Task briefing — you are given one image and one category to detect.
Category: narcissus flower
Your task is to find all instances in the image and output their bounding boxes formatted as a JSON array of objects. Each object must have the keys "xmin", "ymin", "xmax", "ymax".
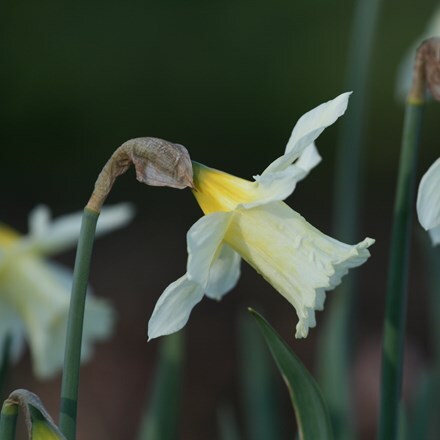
[
  {"xmin": 0, "ymin": 203, "xmax": 134, "ymax": 378},
  {"xmin": 148, "ymin": 93, "xmax": 374, "ymax": 339},
  {"xmin": 417, "ymin": 157, "xmax": 440, "ymax": 245}
]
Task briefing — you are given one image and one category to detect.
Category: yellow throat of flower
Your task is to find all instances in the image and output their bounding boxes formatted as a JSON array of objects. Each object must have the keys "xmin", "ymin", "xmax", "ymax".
[
  {"xmin": 192, "ymin": 162, "xmax": 258, "ymax": 214},
  {"xmin": 0, "ymin": 224, "xmax": 20, "ymax": 248}
]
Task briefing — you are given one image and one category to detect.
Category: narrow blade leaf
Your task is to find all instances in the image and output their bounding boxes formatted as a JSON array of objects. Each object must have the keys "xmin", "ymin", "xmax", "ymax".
[{"xmin": 249, "ymin": 309, "xmax": 333, "ymax": 440}]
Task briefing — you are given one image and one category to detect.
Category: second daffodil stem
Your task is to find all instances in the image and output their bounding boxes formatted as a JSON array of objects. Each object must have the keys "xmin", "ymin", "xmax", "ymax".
[
  {"xmin": 59, "ymin": 208, "xmax": 99, "ymax": 440},
  {"xmin": 378, "ymin": 38, "xmax": 440, "ymax": 440}
]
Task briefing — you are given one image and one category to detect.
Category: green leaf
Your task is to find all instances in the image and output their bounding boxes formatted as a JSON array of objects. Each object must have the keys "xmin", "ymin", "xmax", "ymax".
[
  {"xmin": 238, "ymin": 314, "xmax": 283, "ymax": 440},
  {"xmin": 249, "ymin": 309, "xmax": 333, "ymax": 440},
  {"xmin": 137, "ymin": 332, "xmax": 184, "ymax": 440}
]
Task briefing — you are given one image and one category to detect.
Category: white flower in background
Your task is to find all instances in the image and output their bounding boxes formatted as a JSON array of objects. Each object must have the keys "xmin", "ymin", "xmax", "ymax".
[
  {"xmin": 148, "ymin": 93, "xmax": 374, "ymax": 340},
  {"xmin": 0, "ymin": 203, "xmax": 134, "ymax": 379},
  {"xmin": 417, "ymin": 158, "xmax": 440, "ymax": 245},
  {"xmin": 396, "ymin": 4, "xmax": 440, "ymax": 101}
]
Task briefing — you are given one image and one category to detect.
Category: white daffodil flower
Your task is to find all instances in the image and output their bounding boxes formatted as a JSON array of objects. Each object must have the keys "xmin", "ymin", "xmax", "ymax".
[
  {"xmin": 148, "ymin": 93, "xmax": 374, "ymax": 340},
  {"xmin": 0, "ymin": 203, "xmax": 134, "ymax": 379},
  {"xmin": 417, "ymin": 157, "xmax": 440, "ymax": 245},
  {"xmin": 396, "ymin": 4, "xmax": 440, "ymax": 101}
]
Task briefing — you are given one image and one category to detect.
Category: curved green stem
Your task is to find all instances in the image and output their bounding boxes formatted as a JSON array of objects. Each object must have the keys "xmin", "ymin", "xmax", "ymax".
[
  {"xmin": 59, "ymin": 208, "xmax": 99, "ymax": 440},
  {"xmin": 378, "ymin": 102, "xmax": 424, "ymax": 440}
]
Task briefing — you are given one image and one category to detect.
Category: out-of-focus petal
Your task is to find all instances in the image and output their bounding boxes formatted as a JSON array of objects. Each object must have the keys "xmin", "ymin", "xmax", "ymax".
[
  {"xmin": 417, "ymin": 158, "xmax": 440, "ymax": 240},
  {"xmin": 148, "ymin": 275, "xmax": 204, "ymax": 340},
  {"xmin": 27, "ymin": 203, "xmax": 135, "ymax": 256},
  {"xmin": 0, "ymin": 299, "xmax": 26, "ymax": 363},
  {"xmin": 1, "ymin": 257, "xmax": 114, "ymax": 379},
  {"xmin": 205, "ymin": 244, "xmax": 241, "ymax": 300}
]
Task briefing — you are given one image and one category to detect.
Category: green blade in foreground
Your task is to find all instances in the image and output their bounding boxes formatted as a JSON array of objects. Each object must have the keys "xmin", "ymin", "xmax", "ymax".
[
  {"xmin": 238, "ymin": 314, "xmax": 283, "ymax": 440},
  {"xmin": 137, "ymin": 332, "xmax": 184, "ymax": 440},
  {"xmin": 249, "ymin": 309, "xmax": 333, "ymax": 440}
]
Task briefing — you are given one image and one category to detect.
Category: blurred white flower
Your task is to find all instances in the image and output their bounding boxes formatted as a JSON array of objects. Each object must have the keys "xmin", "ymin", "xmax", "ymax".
[
  {"xmin": 417, "ymin": 158, "xmax": 440, "ymax": 245},
  {"xmin": 148, "ymin": 93, "xmax": 374, "ymax": 340},
  {"xmin": 396, "ymin": 4, "xmax": 440, "ymax": 101},
  {"xmin": 0, "ymin": 203, "xmax": 134, "ymax": 378}
]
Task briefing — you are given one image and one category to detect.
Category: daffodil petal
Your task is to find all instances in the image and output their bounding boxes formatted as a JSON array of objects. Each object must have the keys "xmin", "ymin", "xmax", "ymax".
[
  {"xmin": 27, "ymin": 203, "xmax": 135, "ymax": 256},
  {"xmin": 286, "ymin": 92, "xmax": 351, "ymax": 156},
  {"xmin": 0, "ymin": 298, "xmax": 26, "ymax": 363},
  {"xmin": 205, "ymin": 244, "xmax": 241, "ymax": 300},
  {"xmin": 187, "ymin": 211, "xmax": 233, "ymax": 287},
  {"xmin": 417, "ymin": 158, "xmax": 440, "ymax": 243},
  {"xmin": 48, "ymin": 262, "xmax": 115, "ymax": 364},
  {"xmin": 261, "ymin": 92, "xmax": 351, "ymax": 176},
  {"xmin": 225, "ymin": 202, "xmax": 374, "ymax": 338},
  {"xmin": 1, "ymin": 256, "xmax": 114, "ymax": 378},
  {"xmin": 148, "ymin": 274, "xmax": 204, "ymax": 340}
]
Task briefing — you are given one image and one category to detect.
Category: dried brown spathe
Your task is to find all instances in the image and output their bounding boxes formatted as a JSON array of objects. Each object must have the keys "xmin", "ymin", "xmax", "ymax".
[{"xmin": 87, "ymin": 137, "xmax": 194, "ymax": 212}]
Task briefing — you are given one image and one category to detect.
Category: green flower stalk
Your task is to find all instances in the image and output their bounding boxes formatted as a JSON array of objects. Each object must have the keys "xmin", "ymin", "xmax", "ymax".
[
  {"xmin": 379, "ymin": 38, "xmax": 440, "ymax": 440},
  {"xmin": 59, "ymin": 138, "xmax": 193, "ymax": 440}
]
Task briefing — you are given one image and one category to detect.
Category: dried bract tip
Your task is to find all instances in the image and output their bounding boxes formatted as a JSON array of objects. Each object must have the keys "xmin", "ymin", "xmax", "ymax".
[
  {"xmin": 86, "ymin": 137, "xmax": 193, "ymax": 212},
  {"xmin": 424, "ymin": 37, "xmax": 440, "ymax": 100},
  {"xmin": 409, "ymin": 37, "xmax": 440, "ymax": 103},
  {"xmin": 6, "ymin": 389, "xmax": 66, "ymax": 439}
]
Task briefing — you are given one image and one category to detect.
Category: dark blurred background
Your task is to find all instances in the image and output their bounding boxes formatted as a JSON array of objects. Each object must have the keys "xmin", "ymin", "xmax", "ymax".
[{"xmin": 2, "ymin": 0, "xmax": 440, "ymax": 438}]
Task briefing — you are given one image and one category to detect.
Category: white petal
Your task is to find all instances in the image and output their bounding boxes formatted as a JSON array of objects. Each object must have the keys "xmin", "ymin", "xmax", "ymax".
[
  {"xmin": 261, "ymin": 93, "xmax": 351, "ymax": 176},
  {"xmin": 295, "ymin": 143, "xmax": 322, "ymax": 173},
  {"xmin": 429, "ymin": 225, "xmax": 440, "ymax": 245},
  {"xmin": 205, "ymin": 244, "xmax": 241, "ymax": 300},
  {"xmin": 247, "ymin": 144, "xmax": 323, "ymax": 209},
  {"xmin": 148, "ymin": 274, "xmax": 204, "ymax": 340},
  {"xmin": 1, "ymin": 256, "xmax": 114, "ymax": 379},
  {"xmin": 27, "ymin": 203, "xmax": 135, "ymax": 256},
  {"xmin": 187, "ymin": 211, "xmax": 233, "ymax": 287},
  {"xmin": 225, "ymin": 202, "xmax": 374, "ymax": 338},
  {"xmin": 417, "ymin": 158, "xmax": 440, "ymax": 241},
  {"xmin": 286, "ymin": 92, "xmax": 351, "ymax": 156},
  {"xmin": 0, "ymin": 298, "xmax": 26, "ymax": 364}
]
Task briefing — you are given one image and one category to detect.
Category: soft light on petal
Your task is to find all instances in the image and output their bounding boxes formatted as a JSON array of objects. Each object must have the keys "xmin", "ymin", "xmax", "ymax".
[
  {"xmin": 0, "ymin": 299, "xmax": 26, "ymax": 363},
  {"xmin": 224, "ymin": 202, "xmax": 374, "ymax": 338},
  {"xmin": 27, "ymin": 203, "xmax": 135, "ymax": 256},
  {"xmin": 1, "ymin": 257, "xmax": 114, "ymax": 378},
  {"xmin": 417, "ymin": 157, "xmax": 440, "ymax": 240},
  {"xmin": 148, "ymin": 275, "xmax": 204, "ymax": 340},
  {"xmin": 187, "ymin": 211, "xmax": 233, "ymax": 287},
  {"xmin": 205, "ymin": 244, "xmax": 241, "ymax": 300},
  {"xmin": 262, "ymin": 92, "xmax": 351, "ymax": 175}
]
